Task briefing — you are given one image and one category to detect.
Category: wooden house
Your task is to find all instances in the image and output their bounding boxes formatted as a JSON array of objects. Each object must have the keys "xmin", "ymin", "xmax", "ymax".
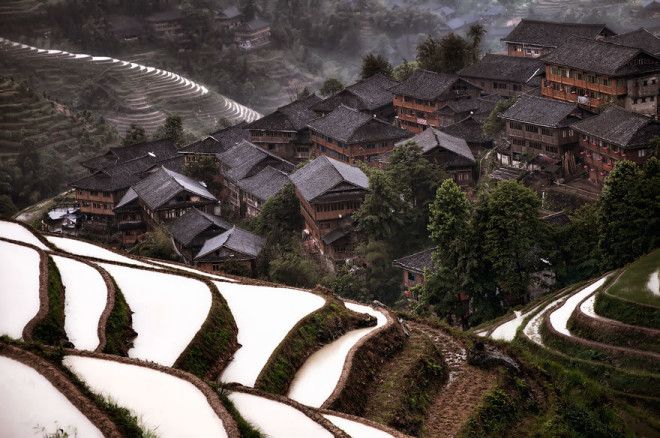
[
  {"xmin": 390, "ymin": 69, "xmax": 481, "ymax": 133},
  {"xmin": 458, "ymin": 54, "xmax": 544, "ymax": 97},
  {"xmin": 307, "ymin": 104, "xmax": 410, "ymax": 166}
]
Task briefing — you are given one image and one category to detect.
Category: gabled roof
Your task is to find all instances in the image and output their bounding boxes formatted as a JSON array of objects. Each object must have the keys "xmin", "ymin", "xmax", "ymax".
[
  {"xmin": 437, "ymin": 95, "xmax": 501, "ymax": 117},
  {"xmin": 393, "ymin": 247, "xmax": 436, "ymax": 274},
  {"xmin": 311, "ymin": 73, "xmax": 398, "ymax": 113},
  {"xmin": 236, "ymin": 166, "xmax": 290, "ymax": 202},
  {"xmin": 390, "ymin": 69, "xmax": 474, "ymax": 100},
  {"xmin": 81, "ymin": 139, "xmax": 177, "ymax": 171},
  {"xmin": 499, "ymin": 95, "xmax": 580, "ymax": 128},
  {"xmin": 195, "ymin": 227, "xmax": 265, "ymax": 259},
  {"xmin": 501, "ymin": 19, "xmax": 614, "ymax": 48},
  {"xmin": 543, "ymin": 37, "xmax": 660, "ymax": 76},
  {"xmin": 218, "ymin": 6, "xmax": 241, "ymax": 19},
  {"xmin": 217, "ymin": 140, "xmax": 294, "ymax": 182},
  {"xmin": 132, "ymin": 166, "xmax": 216, "ymax": 211},
  {"xmin": 606, "ymin": 28, "xmax": 660, "ymax": 56},
  {"xmin": 290, "ymin": 155, "xmax": 369, "ymax": 202},
  {"xmin": 458, "ymin": 54, "xmax": 544, "ymax": 84},
  {"xmin": 307, "ymin": 104, "xmax": 409, "ymax": 143},
  {"xmin": 168, "ymin": 208, "xmax": 231, "ymax": 247},
  {"xmin": 240, "ymin": 17, "xmax": 269, "ymax": 32},
  {"xmin": 570, "ymin": 105, "xmax": 660, "ymax": 148},
  {"xmin": 247, "ymin": 95, "xmax": 321, "ymax": 132},
  {"xmin": 441, "ymin": 116, "xmax": 493, "ymax": 144},
  {"xmin": 397, "ymin": 128, "xmax": 475, "ymax": 167}
]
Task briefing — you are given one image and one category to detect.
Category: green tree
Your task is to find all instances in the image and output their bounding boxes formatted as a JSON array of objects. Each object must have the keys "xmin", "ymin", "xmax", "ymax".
[
  {"xmin": 122, "ymin": 124, "xmax": 147, "ymax": 147},
  {"xmin": 182, "ymin": 155, "xmax": 220, "ymax": 193},
  {"xmin": 416, "ymin": 33, "xmax": 472, "ymax": 74},
  {"xmin": 482, "ymin": 97, "xmax": 516, "ymax": 137},
  {"xmin": 360, "ymin": 53, "xmax": 393, "ymax": 79},
  {"xmin": 467, "ymin": 23, "xmax": 486, "ymax": 63},
  {"xmin": 155, "ymin": 115, "xmax": 184, "ymax": 146},
  {"xmin": 268, "ymin": 252, "xmax": 320, "ymax": 288},
  {"xmin": 416, "ymin": 35, "xmax": 443, "ymax": 72},
  {"xmin": 0, "ymin": 195, "xmax": 17, "ymax": 219},
  {"xmin": 484, "ymin": 180, "xmax": 541, "ymax": 304},
  {"xmin": 354, "ymin": 168, "xmax": 407, "ymax": 242},
  {"xmin": 319, "ymin": 78, "xmax": 344, "ymax": 97},
  {"xmin": 251, "ymin": 183, "xmax": 303, "ymax": 236},
  {"xmin": 134, "ymin": 227, "xmax": 178, "ymax": 260},
  {"xmin": 296, "ymin": 87, "xmax": 312, "ymax": 100},
  {"xmin": 241, "ymin": 0, "xmax": 257, "ymax": 21},
  {"xmin": 357, "ymin": 240, "xmax": 403, "ymax": 305},
  {"xmin": 598, "ymin": 159, "xmax": 659, "ymax": 270},
  {"xmin": 393, "ymin": 59, "xmax": 418, "ymax": 81}
]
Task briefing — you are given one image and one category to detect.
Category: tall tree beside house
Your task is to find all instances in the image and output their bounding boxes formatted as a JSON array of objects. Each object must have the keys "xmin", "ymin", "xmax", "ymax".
[
  {"xmin": 416, "ymin": 33, "xmax": 472, "ymax": 74},
  {"xmin": 416, "ymin": 35, "xmax": 443, "ymax": 73},
  {"xmin": 598, "ymin": 158, "xmax": 660, "ymax": 271},
  {"xmin": 0, "ymin": 195, "xmax": 17, "ymax": 219},
  {"xmin": 122, "ymin": 124, "xmax": 147, "ymax": 147},
  {"xmin": 182, "ymin": 155, "xmax": 220, "ymax": 193},
  {"xmin": 483, "ymin": 180, "xmax": 542, "ymax": 305},
  {"xmin": 319, "ymin": 78, "xmax": 344, "ymax": 97},
  {"xmin": 133, "ymin": 227, "xmax": 178, "ymax": 260},
  {"xmin": 360, "ymin": 53, "xmax": 393, "ymax": 79},
  {"xmin": 251, "ymin": 183, "xmax": 303, "ymax": 236},
  {"xmin": 155, "ymin": 115, "xmax": 184, "ymax": 146},
  {"xmin": 482, "ymin": 97, "xmax": 516, "ymax": 137},
  {"xmin": 467, "ymin": 24, "xmax": 486, "ymax": 63},
  {"xmin": 354, "ymin": 168, "xmax": 408, "ymax": 242},
  {"xmin": 424, "ymin": 179, "xmax": 472, "ymax": 323}
]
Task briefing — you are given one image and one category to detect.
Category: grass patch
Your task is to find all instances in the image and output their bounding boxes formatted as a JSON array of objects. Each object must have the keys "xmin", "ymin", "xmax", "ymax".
[
  {"xmin": 255, "ymin": 299, "xmax": 374, "ymax": 394},
  {"xmin": 594, "ymin": 291, "xmax": 660, "ymax": 329},
  {"xmin": 32, "ymin": 257, "xmax": 68, "ymax": 346},
  {"xmin": 568, "ymin": 311, "xmax": 660, "ymax": 354},
  {"xmin": 363, "ymin": 331, "xmax": 448, "ymax": 436},
  {"xmin": 103, "ymin": 278, "xmax": 136, "ymax": 356},
  {"xmin": 608, "ymin": 249, "xmax": 660, "ymax": 307},
  {"xmin": 174, "ymin": 281, "xmax": 238, "ymax": 379}
]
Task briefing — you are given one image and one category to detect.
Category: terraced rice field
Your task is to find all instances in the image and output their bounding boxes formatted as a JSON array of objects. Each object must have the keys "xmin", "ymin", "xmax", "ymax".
[
  {"xmin": 288, "ymin": 302, "xmax": 388, "ymax": 408},
  {"xmin": 215, "ymin": 281, "xmax": 326, "ymax": 387},
  {"xmin": 64, "ymin": 355, "xmax": 229, "ymax": 438},
  {"xmin": 46, "ymin": 235, "xmax": 156, "ymax": 268},
  {"xmin": 0, "ymin": 355, "xmax": 103, "ymax": 437},
  {"xmin": 0, "ymin": 37, "xmax": 261, "ymax": 137},
  {"xmin": 0, "ymin": 239, "xmax": 41, "ymax": 338}
]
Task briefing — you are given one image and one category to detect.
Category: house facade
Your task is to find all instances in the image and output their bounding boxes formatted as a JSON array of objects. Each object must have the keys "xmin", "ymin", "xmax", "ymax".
[
  {"xmin": 541, "ymin": 38, "xmax": 660, "ymax": 117},
  {"xmin": 458, "ymin": 54, "xmax": 544, "ymax": 97},
  {"xmin": 307, "ymin": 104, "xmax": 411, "ymax": 166},
  {"xmin": 499, "ymin": 95, "xmax": 594, "ymax": 174},
  {"xmin": 393, "ymin": 247, "xmax": 435, "ymax": 295},
  {"xmin": 571, "ymin": 105, "xmax": 660, "ymax": 185},
  {"xmin": 290, "ymin": 156, "xmax": 369, "ymax": 262},
  {"xmin": 235, "ymin": 17, "xmax": 271, "ymax": 50},
  {"xmin": 246, "ymin": 95, "xmax": 321, "ymax": 162},
  {"xmin": 501, "ymin": 19, "xmax": 615, "ymax": 58},
  {"xmin": 390, "ymin": 69, "xmax": 481, "ymax": 133}
]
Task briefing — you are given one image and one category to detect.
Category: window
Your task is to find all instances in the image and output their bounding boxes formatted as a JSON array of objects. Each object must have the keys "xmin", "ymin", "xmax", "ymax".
[
  {"xmin": 541, "ymin": 127, "xmax": 552, "ymax": 136},
  {"xmin": 617, "ymin": 79, "xmax": 624, "ymax": 87},
  {"xmin": 512, "ymin": 138, "xmax": 526, "ymax": 146},
  {"xmin": 528, "ymin": 141, "xmax": 542, "ymax": 150},
  {"xmin": 509, "ymin": 121, "xmax": 523, "ymax": 130},
  {"xmin": 525, "ymin": 124, "xmax": 538, "ymax": 133},
  {"xmin": 639, "ymin": 149, "xmax": 647, "ymax": 158},
  {"xmin": 545, "ymin": 145, "xmax": 558, "ymax": 154},
  {"xmin": 602, "ymin": 78, "xmax": 609, "ymax": 86},
  {"xmin": 407, "ymin": 272, "xmax": 416, "ymax": 281},
  {"xmin": 513, "ymin": 84, "xmax": 522, "ymax": 91}
]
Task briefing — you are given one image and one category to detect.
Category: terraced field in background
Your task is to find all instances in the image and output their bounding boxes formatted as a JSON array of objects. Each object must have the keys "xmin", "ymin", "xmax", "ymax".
[
  {"xmin": 475, "ymin": 250, "xmax": 660, "ymax": 401},
  {"xmin": 0, "ymin": 37, "xmax": 261, "ymax": 137}
]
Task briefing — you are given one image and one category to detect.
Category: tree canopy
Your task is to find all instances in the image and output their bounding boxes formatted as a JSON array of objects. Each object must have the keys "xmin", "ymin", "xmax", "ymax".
[
  {"xmin": 360, "ymin": 53, "xmax": 393, "ymax": 79},
  {"xmin": 319, "ymin": 78, "xmax": 344, "ymax": 97}
]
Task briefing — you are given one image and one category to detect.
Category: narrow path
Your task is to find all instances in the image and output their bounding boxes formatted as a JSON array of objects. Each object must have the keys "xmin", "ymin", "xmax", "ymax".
[{"xmin": 409, "ymin": 322, "xmax": 497, "ymax": 438}]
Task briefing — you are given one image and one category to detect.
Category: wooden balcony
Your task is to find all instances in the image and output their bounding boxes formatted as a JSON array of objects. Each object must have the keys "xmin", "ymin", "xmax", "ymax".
[
  {"xmin": 393, "ymin": 96, "xmax": 437, "ymax": 112},
  {"xmin": 545, "ymin": 71, "xmax": 625, "ymax": 95},
  {"xmin": 541, "ymin": 87, "xmax": 605, "ymax": 108}
]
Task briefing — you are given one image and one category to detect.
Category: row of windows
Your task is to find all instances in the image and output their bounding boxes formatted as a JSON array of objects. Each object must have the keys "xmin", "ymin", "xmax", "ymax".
[
  {"xmin": 319, "ymin": 145, "xmax": 349, "ymax": 162},
  {"xmin": 82, "ymin": 201, "xmax": 113, "ymax": 210},
  {"xmin": 545, "ymin": 82, "xmax": 615, "ymax": 101},
  {"xmin": 549, "ymin": 67, "xmax": 624, "ymax": 87},
  {"xmin": 511, "ymin": 138, "xmax": 558, "ymax": 155},
  {"xmin": 509, "ymin": 122, "xmax": 573, "ymax": 138},
  {"xmin": 316, "ymin": 200, "xmax": 361, "ymax": 212},
  {"xmin": 633, "ymin": 96, "xmax": 656, "ymax": 104}
]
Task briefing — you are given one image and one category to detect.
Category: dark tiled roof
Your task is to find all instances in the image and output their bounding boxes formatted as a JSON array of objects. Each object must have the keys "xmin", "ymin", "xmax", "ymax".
[
  {"xmin": 458, "ymin": 54, "xmax": 544, "ymax": 84},
  {"xmin": 291, "ymin": 155, "xmax": 369, "ymax": 201},
  {"xmin": 311, "ymin": 73, "xmax": 398, "ymax": 113},
  {"xmin": 570, "ymin": 105, "xmax": 660, "ymax": 148},
  {"xmin": 219, "ymin": 6, "xmax": 241, "ymax": 19},
  {"xmin": 606, "ymin": 28, "xmax": 660, "ymax": 55},
  {"xmin": 236, "ymin": 166, "xmax": 290, "ymax": 202},
  {"xmin": 132, "ymin": 166, "xmax": 216, "ymax": 210},
  {"xmin": 247, "ymin": 95, "xmax": 321, "ymax": 131},
  {"xmin": 501, "ymin": 19, "xmax": 614, "ymax": 48},
  {"xmin": 393, "ymin": 247, "xmax": 436, "ymax": 273},
  {"xmin": 218, "ymin": 140, "xmax": 294, "ymax": 182},
  {"xmin": 107, "ymin": 15, "xmax": 144, "ymax": 36},
  {"xmin": 441, "ymin": 116, "xmax": 493, "ymax": 144},
  {"xmin": 241, "ymin": 17, "xmax": 269, "ymax": 32},
  {"xmin": 168, "ymin": 208, "xmax": 231, "ymax": 247},
  {"xmin": 196, "ymin": 227, "xmax": 265, "ymax": 259},
  {"xmin": 81, "ymin": 139, "xmax": 177, "ymax": 171},
  {"xmin": 499, "ymin": 94, "xmax": 579, "ymax": 127},
  {"xmin": 540, "ymin": 211, "xmax": 571, "ymax": 226},
  {"xmin": 180, "ymin": 136, "xmax": 223, "ymax": 155},
  {"xmin": 543, "ymin": 37, "xmax": 659, "ymax": 76},
  {"xmin": 438, "ymin": 95, "xmax": 501, "ymax": 117},
  {"xmin": 146, "ymin": 9, "xmax": 184, "ymax": 22},
  {"xmin": 397, "ymin": 128, "xmax": 475, "ymax": 167},
  {"xmin": 307, "ymin": 104, "xmax": 409, "ymax": 143},
  {"xmin": 390, "ymin": 69, "xmax": 468, "ymax": 100}
]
